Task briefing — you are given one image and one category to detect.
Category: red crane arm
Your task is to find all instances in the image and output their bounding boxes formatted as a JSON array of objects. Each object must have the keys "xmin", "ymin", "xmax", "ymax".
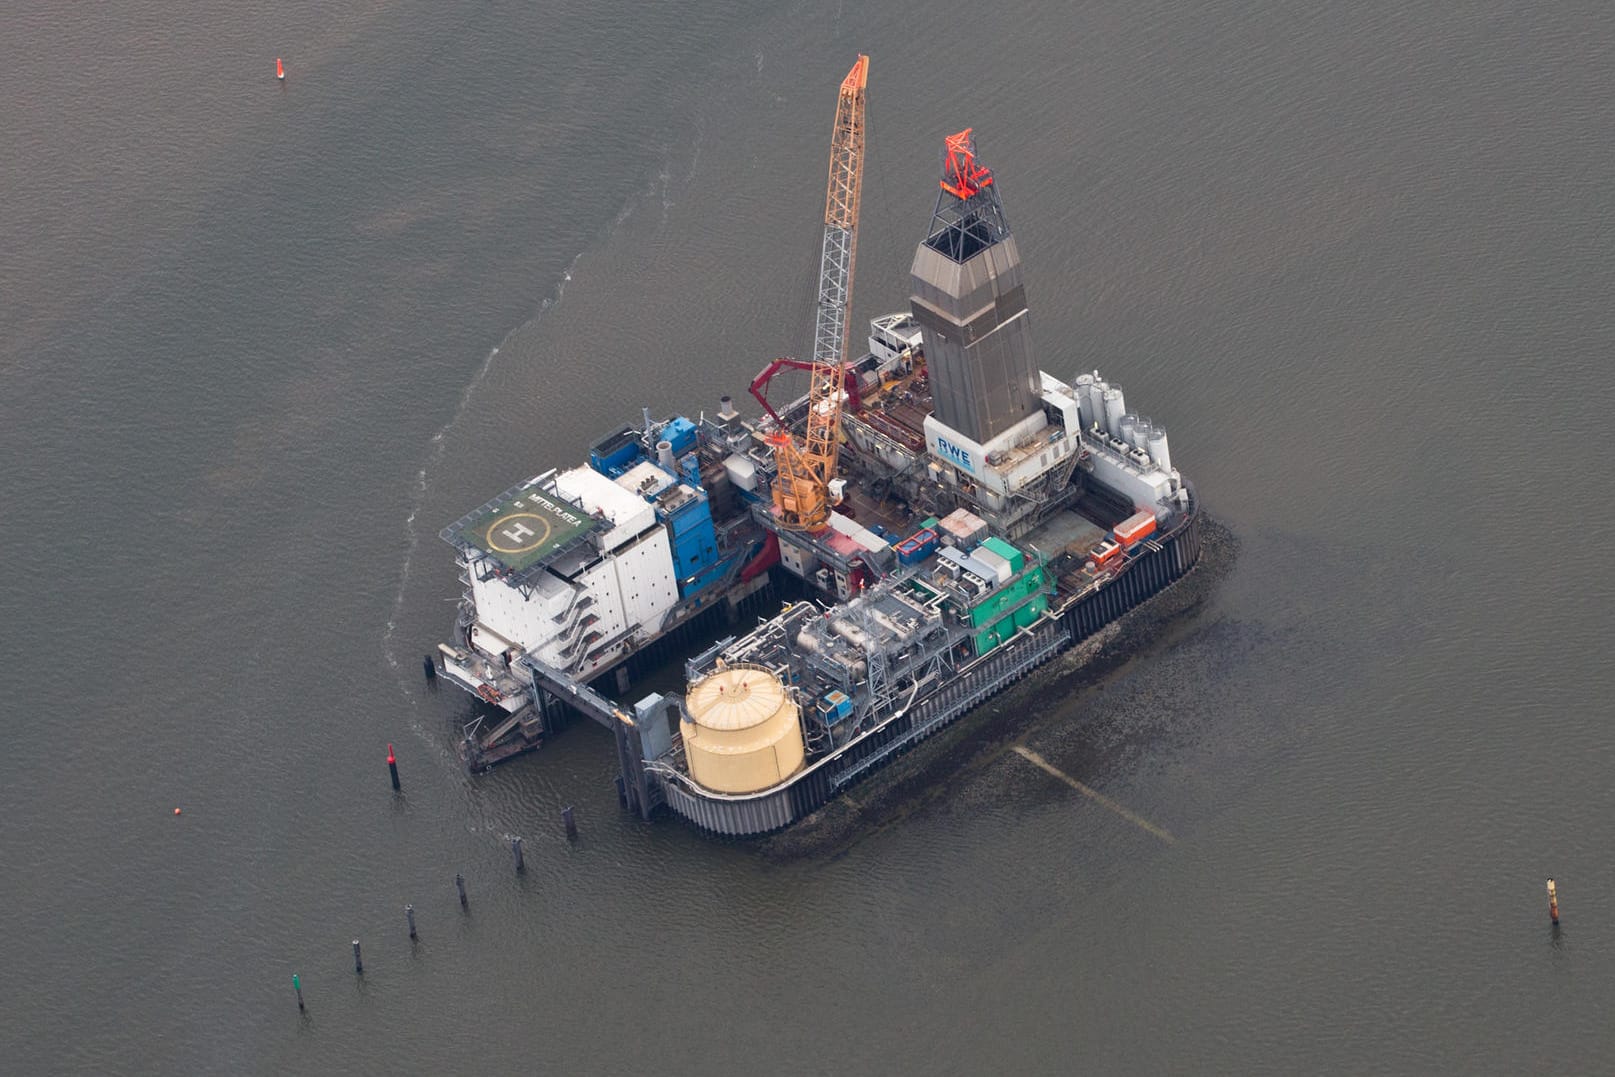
[{"xmin": 747, "ymin": 357, "xmax": 862, "ymax": 426}]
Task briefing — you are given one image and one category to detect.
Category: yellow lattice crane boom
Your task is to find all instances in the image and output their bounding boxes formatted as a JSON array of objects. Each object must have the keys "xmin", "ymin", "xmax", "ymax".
[{"xmin": 767, "ymin": 54, "xmax": 868, "ymax": 531}]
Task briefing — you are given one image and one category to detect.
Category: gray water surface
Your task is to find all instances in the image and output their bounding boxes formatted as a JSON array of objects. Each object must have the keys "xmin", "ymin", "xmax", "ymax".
[{"xmin": 3, "ymin": 2, "xmax": 1612, "ymax": 1073}]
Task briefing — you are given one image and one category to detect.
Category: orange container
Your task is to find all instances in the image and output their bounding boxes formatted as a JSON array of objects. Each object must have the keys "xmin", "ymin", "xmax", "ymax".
[
  {"xmin": 1113, "ymin": 511, "xmax": 1158, "ymax": 547},
  {"xmin": 1091, "ymin": 539, "xmax": 1123, "ymax": 567}
]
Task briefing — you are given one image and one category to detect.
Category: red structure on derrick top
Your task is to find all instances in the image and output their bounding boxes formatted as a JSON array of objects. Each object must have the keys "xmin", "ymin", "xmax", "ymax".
[{"xmin": 940, "ymin": 128, "xmax": 993, "ymax": 199}]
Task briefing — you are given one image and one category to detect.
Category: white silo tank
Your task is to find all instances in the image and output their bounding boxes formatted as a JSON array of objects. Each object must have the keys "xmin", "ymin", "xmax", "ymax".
[
  {"xmin": 1073, "ymin": 373, "xmax": 1096, "ymax": 430},
  {"xmin": 1103, "ymin": 386, "xmax": 1126, "ymax": 435},
  {"xmin": 1147, "ymin": 426, "xmax": 1172, "ymax": 473},
  {"xmin": 1131, "ymin": 417, "xmax": 1153, "ymax": 451},
  {"xmin": 1117, "ymin": 414, "xmax": 1137, "ymax": 448},
  {"xmin": 1088, "ymin": 379, "xmax": 1110, "ymax": 433}
]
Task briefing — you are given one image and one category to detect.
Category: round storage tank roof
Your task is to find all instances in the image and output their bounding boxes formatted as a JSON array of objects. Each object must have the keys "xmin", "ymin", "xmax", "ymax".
[{"xmin": 686, "ymin": 667, "xmax": 789, "ymax": 730}]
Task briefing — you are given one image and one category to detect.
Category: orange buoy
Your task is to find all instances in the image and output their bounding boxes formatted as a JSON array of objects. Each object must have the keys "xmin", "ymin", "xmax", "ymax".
[
  {"xmin": 173, "ymin": 807, "xmax": 182, "ymax": 816},
  {"xmin": 276, "ymin": 57, "xmax": 285, "ymax": 81}
]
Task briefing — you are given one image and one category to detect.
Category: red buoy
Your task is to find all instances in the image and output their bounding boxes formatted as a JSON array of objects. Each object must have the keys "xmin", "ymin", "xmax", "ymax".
[{"xmin": 276, "ymin": 57, "xmax": 285, "ymax": 81}]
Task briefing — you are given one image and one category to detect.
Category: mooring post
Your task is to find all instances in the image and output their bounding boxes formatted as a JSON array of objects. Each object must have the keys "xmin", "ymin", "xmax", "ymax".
[
  {"xmin": 562, "ymin": 805, "xmax": 578, "ymax": 842},
  {"xmin": 510, "ymin": 836, "xmax": 525, "ymax": 873},
  {"xmin": 455, "ymin": 872, "xmax": 468, "ymax": 908},
  {"xmin": 352, "ymin": 939, "xmax": 363, "ymax": 975},
  {"xmin": 1548, "ymin": 878, "xmax": 1560, "ymax": 924},
  {"xmin": 405, "ymin": 903, "xmax": 417, "ymax": 940},
  {"xmin": 422, "ymin": 654, "xmax": 437, "ymax": 682},
  {"xmin": 293, "ymin": 973, "xmax": 304, "ymax": 1011},
  {"xmin": 387, "ymin": 744, "xmax": 400, "ymax": 792}
]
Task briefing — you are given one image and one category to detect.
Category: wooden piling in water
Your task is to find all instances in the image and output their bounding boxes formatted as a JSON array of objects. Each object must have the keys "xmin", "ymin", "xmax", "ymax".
[{"xmin": 1548, "ymin": 878, "xmax": 1559, "ymax": 924}]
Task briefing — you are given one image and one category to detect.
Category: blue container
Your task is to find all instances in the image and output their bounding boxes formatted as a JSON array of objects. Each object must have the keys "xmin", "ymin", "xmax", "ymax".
[
  {"xmin": 589, "ymin": 424, "xmax": 644, "ymax": 477},
  {"xmin": 660, "ymin": 416, "xmax": 697, "ymax": 456},
  {"xmin": 819, "ymin": 690, "xmax": 854, "ymax": 724},
  {"xmin": 664, "ymin": 495, "xmax": 719, "ymax": 594},
  {"xmin": 895, "ymin": 528, "xmax": 939, "ymax": 565}
]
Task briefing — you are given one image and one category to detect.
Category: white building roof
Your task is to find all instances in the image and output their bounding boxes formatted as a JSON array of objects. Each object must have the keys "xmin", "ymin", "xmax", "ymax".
[{"xmin": 555, "ymin": 466, "xmax": 656, "ymax": 552}]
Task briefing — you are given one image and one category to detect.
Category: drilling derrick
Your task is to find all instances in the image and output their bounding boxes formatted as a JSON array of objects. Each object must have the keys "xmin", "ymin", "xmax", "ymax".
[{"xmin": 768, "ymin": 54, "xmax": 868, "ymax": 531}]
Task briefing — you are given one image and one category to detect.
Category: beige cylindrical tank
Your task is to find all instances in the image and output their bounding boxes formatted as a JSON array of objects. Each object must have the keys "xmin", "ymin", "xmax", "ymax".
[{"xmin": 680, "ymin": 664, "xmax": 805, "ymax": 794}]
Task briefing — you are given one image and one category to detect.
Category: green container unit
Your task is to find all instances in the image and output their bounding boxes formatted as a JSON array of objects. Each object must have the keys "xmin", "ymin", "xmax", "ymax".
[
  {"xmin": 966, "ymin": 566, "xmax": 1047, "ymax": 628},
  {"xmin": 967, "ymin": 565, "xmax": 1050, "ymax": 657},
  {"xmin": 971, "ymin": 593, "xmax": 1049, "ymax": 657},
  {"xmin": 972, "ymin": 622, "xmax": 1008, "ymax": 656}
]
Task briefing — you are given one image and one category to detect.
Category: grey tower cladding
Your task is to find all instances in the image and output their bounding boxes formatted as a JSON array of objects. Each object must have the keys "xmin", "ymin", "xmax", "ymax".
[{"xmin": 909, "ymin": 132, "xmax": 1042, "ymax": 446}]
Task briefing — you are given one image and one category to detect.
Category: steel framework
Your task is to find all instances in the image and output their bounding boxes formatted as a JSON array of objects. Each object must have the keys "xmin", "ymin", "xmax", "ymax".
[{"xmin": 924, "ymin": 128, "xmax": 1011, "ymax": 263}]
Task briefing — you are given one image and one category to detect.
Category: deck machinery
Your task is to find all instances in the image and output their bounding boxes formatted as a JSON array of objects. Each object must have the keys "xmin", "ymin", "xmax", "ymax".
[{"xmin": 434, "ymin": 65, "xmax": 1202, "ymax": 833}]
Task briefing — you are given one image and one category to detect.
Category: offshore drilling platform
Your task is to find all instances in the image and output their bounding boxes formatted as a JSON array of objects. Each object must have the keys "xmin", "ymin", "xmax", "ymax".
[{"xmin": 432, "ymin": 58, "xmax": 1202, "ymax": 835}]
